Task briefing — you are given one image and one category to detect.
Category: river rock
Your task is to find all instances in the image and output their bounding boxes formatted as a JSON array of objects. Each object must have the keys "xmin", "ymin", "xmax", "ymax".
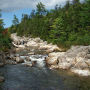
[
  {"xmin": 0, "ymin": 63, "xmax": 4, "ymax": 67},
  {"xmin": 24, "ymin": 61, "xmax": 36, "ymax": 67},
  {"xmin": 6, "ymin": 60, "xmax": 17, "ymax": 65},
  {"xmin": 0, "ymin": 76, "xmax": 5, "ymax": 83},
  {"xmin": 24, "ymin": 63, "xmax": 33, "ymax": 67},
  {"xmin": 25, "ymin": 56, "xmax": 31, "ymax": 61},
  {"xmin": 46, "ymin": 52, "xmax": 63, "ymax": 65},
  {"xmin": 71, "ymin": 69, "xmax": 90, "ymax": 76},
  {"xmin": 16, "ymin": 57, "xmax": 24, "ymax": 63}
]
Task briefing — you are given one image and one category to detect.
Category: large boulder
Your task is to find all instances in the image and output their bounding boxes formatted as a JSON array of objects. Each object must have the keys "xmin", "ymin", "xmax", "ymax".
[
  {"xmin": 46, "ymin": 45, "xmax": 90, "ymax": 76},
  {"xmin": 46, "ymin": 52, "xmax": 65, "ymax": 65}
]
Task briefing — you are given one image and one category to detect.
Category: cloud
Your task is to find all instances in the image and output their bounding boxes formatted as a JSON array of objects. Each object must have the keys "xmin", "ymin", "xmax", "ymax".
[{"xmin": 0, "ymin": 0, "xmax": 69, "ymax": 11}]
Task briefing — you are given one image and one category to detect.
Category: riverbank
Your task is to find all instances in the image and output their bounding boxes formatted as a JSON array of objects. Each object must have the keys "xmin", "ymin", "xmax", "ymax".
[{"xmin": 10, "ymin": 33, "xmax": 90, "ymax": 76}]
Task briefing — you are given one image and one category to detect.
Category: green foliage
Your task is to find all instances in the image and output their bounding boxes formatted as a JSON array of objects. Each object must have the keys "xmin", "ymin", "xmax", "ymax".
[
  {"xmin": 0, "ymin": 10, "xmax": 11, "ymax": 51},
  {"xmin": 10, "ymin": 1, "xmax": 90, "ymax": 48},
  {"xmin": 36, "ymin": 2, "xmax": 46, "ymax": 16},
  {"xmin": 12, "ymin": 15, "xmax": 19, "ymax": 25}
]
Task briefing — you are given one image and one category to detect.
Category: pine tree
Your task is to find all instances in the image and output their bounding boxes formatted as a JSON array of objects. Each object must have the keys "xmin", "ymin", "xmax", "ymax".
[{"xmin": 12, "ymin": 15, "xmax": 19, "ymax": 26}]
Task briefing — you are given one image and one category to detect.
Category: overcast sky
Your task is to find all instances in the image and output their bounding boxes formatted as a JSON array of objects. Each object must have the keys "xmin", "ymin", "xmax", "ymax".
[{"xmin": 0, "ymin": 0, "xmax": 70, "ymax": 11}]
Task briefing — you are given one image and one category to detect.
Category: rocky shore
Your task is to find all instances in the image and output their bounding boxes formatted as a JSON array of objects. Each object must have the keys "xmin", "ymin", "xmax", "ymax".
[
  {"xmin": 46, "ymin": 46, "xmax": 90, "ymax": 76},
  {"xmin": 0, "ymin": 33, "xmax": 90, "ymax": 77},
  {"xmin": 10, "ymin": 33, "xmax": 90, "ymax": 76}
]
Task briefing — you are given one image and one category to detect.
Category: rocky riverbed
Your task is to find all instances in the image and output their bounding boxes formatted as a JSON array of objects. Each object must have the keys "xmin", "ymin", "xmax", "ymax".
[
  {"xmin": 0, "ymin": 33, "xmax": 90, "ymax": 90},
  {"xmin": 10, "ymin": 33, "xmax": 90, "ymax": 76}
]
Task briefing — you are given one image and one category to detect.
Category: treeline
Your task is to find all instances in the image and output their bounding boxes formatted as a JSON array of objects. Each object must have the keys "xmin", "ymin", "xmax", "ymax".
[
  {"xmin": 0, "ymin": 10, "xmax": 11, "ymax": 51},
  {"xmin": 10, "ymin": 0, "xmax": 90, "ymax": 48}
]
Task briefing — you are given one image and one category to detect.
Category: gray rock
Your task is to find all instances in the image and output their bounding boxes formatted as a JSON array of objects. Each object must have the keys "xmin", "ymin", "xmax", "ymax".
[
  {"xmin": 0, "ymin": 76, "xmax": 5, "ymax": 83},
  {"xmin": 47, "ymin": 45, "xmax": 90, "ymax": 76},
  {"xmin": 0, "ymin": 63, "xmax": 4, "ymax": 67},
  {"xmin": 16, "ymin": 57, "xmax": 24, "ymax": 63}
]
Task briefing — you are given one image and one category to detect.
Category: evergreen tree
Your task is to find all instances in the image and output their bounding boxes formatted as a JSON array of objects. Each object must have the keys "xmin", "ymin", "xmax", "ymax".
[
  {"xmin": 12, "ymin": 15, "xmax": 19, "ymax": 25},
  {"xmin": 36, "ymin": 2, "xmax": 46, "ymax": 16},
  {"xmin": 10, "ymin": 1, "xmax": 90, "ymax": 48}
]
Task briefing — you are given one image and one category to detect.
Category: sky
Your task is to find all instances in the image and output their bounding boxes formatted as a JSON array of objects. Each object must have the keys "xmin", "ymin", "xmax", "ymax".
[{"xmin": 0, "ymin": 0, "xmax": 72, "ymax": 28}]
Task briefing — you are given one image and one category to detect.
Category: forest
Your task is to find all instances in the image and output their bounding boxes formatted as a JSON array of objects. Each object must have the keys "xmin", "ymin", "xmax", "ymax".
[{"xmin": 0, "ymin": 0, "xmax": 90, "ymax": 51}]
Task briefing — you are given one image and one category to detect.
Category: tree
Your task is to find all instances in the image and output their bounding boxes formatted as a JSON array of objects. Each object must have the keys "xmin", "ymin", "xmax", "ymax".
[
  {"xmin": 30, "ymin": 9, "xmax": 35, "ymax": 18},
  {"xmin": 11, "ymin": 1, "xmax": 90, "ymax": 48},
  {"xmin": 36, "ymin": 2, "xmax": 46, "ymax": 16},
  {"xmin": 65, "ymin": 0, "xmax": 70, "ymax": 10},
  {"xmin": 0, "ymin": 10, "xmax": 4, "ymax": 33},
  {"xmin": 72, "ymin": 0, "xmax": 80, "ymax": 4},
  {"xmin": 12, "ymin": 15, "xmax": 19, "ymax": 25},
  {"xmin": 0, "ymin": 10, "xmax": 11, "ymax": 51}
]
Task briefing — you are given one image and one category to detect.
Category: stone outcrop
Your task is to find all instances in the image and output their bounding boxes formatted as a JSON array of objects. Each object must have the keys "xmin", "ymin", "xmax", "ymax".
[
  {"xmin": 11, "ymin": 33, "xmax": 61, "ymax": 53},
  {"xmin": 46, "ymin": 46, "xmax": 90, "ymax": 76}
]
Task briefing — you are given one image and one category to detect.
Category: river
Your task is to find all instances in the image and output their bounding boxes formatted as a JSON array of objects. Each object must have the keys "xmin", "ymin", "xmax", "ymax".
[{"xmin": 0, "ymin": 48, "xmax": 90, "ymax": 90}]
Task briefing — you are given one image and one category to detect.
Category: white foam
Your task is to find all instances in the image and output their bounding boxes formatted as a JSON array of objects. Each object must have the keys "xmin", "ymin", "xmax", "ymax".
[{"xmin": 29, "ymin": 55, "xmax": 47, "ymax": 67}]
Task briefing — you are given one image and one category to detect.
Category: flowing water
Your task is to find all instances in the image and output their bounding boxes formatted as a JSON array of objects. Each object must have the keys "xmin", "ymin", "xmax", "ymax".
[{"xmin": 0, "ymin": 49, "xmax": 90, "ymax": 90}]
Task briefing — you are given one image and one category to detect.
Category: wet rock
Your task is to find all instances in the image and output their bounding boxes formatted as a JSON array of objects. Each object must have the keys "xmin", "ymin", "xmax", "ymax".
[
  {"xmin": 16, "ymin": 57, "xmax": 24, "ymax": 63},
  {"xmin": 24, "ymin": 63, "xmax": 33, "ymax": 67},
  {"xmin": 25, "ymin": 56, "xmax": 31, "ymax": 61},
  {"xmin": 71, "ymin": 69, "xmax": 90, "ymax": 76},
  {"xmin": 6, "ymin": 60, "xmax": 17, "ymax": 65},
  {"xmin": 0, "ymin": 63, "xmax": 4, "ymax": 67},
  {"xmin": 24, "ymin": 61, "xmax": 36, "ymax": 67},
  {"xmin": 32, "ymin": 61, "xmax": 37, "ymax": 66},
  {"xmin": 0, "ymin": 76, "xmax": 5, "ymax": 83}
]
